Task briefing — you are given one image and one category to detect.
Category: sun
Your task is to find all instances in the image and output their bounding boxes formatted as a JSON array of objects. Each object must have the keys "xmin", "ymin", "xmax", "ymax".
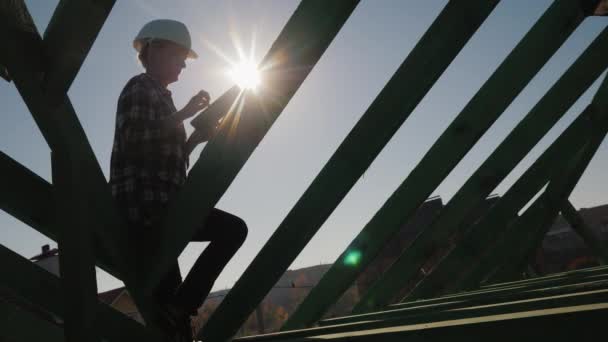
[{"xmin": 228, "ymin": 59, "xmax": 261, "ymax": 91}]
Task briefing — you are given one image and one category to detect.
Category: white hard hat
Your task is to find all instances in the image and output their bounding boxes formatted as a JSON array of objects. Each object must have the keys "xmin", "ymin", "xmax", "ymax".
[{"xmin": 133, "ymin": 19, "xmax": 198, "ymax": 59}]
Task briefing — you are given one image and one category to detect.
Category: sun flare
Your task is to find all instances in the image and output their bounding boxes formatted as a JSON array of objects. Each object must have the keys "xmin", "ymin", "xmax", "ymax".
[{"xmin": 228, "ymin": 59, "xmax": 261, "ymax": 91}]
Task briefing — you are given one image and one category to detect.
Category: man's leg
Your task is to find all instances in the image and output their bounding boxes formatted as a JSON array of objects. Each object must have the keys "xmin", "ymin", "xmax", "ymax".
[{"xmin": 173, "ymin": 208, "xmax": 248, "ymax": 314}]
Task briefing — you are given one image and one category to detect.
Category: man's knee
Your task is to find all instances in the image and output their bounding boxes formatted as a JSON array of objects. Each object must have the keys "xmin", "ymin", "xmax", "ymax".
[{"xmin": 231, "ymin": 216, "xmax": 248, "ymax": 244}]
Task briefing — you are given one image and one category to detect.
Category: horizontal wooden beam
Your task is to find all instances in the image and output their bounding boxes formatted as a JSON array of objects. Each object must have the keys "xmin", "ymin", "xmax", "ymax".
[
  {"xmin": 480, "ymin": 265, "xmax": 608, "ymax": 290},
  {"xmin": 322, "ymin": 275, "xmax": 608, "ymax": 326},
  {"xmin": 236, "ymin": 289, "xmax": 608, "ymax": 341}
]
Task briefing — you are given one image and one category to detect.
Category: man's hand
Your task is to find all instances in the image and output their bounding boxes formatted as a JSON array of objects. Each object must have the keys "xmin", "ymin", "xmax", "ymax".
[
  {"xmin": 185, "ymin": 114, "xmax": 223, "ymax": 156},
  {"xmin": 186, "ymin": 129, "xmax": 209, "ymax": 156},
  {"xmin": 182, "ymin": 90, "xmax": 211, "ymax": 119}
]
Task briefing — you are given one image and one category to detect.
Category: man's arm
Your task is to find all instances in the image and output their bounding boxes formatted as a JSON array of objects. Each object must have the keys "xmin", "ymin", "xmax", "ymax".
[
  {"xmin": 146, "ymin": 109, "xmax": 194, "ymax": 131},
  {"xmin": 119, "ymin": 84, "xmax": 210, "ymax": 142},
  {"xmin": 146, "ymin": 90, "xmax": 211, "ymax": 131}
]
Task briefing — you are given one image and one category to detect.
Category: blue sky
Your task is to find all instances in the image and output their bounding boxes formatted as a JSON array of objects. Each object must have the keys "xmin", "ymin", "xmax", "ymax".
[{"xmin": 2, "ymin": 0, "xmax": 607, "ymax": 293}]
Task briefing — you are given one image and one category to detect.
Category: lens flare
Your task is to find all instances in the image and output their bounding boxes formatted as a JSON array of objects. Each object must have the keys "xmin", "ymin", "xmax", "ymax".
[
  {"xmin": 344, "ymin": 250, "xmax": 363, "ymax": 267},
  {"xmin": 228, "ymin": 59, "xmax": 261, "ymax": 90}
]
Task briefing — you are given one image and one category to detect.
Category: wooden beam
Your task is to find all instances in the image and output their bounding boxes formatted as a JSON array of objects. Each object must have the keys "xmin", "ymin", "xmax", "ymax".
[
  {"xmin": 322, "ymin": 277, "xmax": 608, "ymax": 326},
  {"xmin": 42, "ymin": 0, "xmax": 116, "ymax": 97},
  {"xmin": 235, "ymin": 290, "xmax": 608, "ymax": 341},
  {"xmin": 0, "ymin": 243, "xmax": 164, "ymax": 342},
  {"xmin": 0, "ymin": 298, "xmax": 64, "ymax": 342},
  {"xmin": 0, "ymin": 151, "xmax": 137, "ymax": 293},
  {"xmin": 561, "ymin": 200, "xmax": 608, "ymax": 264},
  {"xmin": 0, "ymin": 152, "xmax": 53, "ymax": 237},
  {"xmin": 52, "ymin": 151, "xmax": 100, "ymax": 342}
]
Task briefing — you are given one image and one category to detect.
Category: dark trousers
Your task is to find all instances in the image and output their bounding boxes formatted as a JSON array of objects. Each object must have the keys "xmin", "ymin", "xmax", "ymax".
[{"xmin": 154, "ymin": 208, "xmax": 248, "ymax": 314}]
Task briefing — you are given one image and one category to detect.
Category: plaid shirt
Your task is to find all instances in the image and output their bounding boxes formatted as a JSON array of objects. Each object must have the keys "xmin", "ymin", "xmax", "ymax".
[{"xmin": 110, "ymin": 73, "xmax": 188, "ymax": 228}]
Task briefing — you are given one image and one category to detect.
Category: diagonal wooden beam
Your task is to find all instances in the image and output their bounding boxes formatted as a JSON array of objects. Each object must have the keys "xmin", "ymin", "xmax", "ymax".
[
  {"xmin": 42, "ymin": 0, "xmax": 116, "ymax": 97},
  {"xmin": 0, "ymin": 152, "xmax": 53, "ymax": 236},
  {"xmin": 0, "ymin": 151, "xmax": 143, "ymax": 302},
  {"xmin": 561, "ymin": 200, "xmax": 608, "ymax": 264}
]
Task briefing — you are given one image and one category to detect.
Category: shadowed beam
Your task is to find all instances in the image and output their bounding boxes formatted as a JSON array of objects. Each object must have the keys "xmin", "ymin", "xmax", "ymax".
[
  {"xmin": 52, "ymin": 151, "xmax": 100, "ymax": 342},
  {"xmin": 290, "ymin": 0, "xmax": 591, "ymax": 325},
  {"xmin": 0, "ymin": 152, "xmax": 53, "ymax": 236},
  {"xmin": 0, "ymin": 243, "xmax": 164, "ymax": 342},
  {"xmin": 193, "ymin": 1, "xmax": 499, "ymax": 339},
  {"xmin": 42, "ymin": 0, "xmax": 116, "ymax": 97},
  {"xmin": 561, "ymin": 200, "xmax": 608, "ymax": 264},
  {"xmin": 0, "ymin": 298, "xmax": 64, "ymax": 342}
]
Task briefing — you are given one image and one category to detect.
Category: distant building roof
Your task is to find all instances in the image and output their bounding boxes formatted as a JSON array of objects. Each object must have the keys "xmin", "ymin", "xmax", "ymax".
[{"xmin": 29, "ymin": 244, "xmax": 58, "ymax": 262}]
